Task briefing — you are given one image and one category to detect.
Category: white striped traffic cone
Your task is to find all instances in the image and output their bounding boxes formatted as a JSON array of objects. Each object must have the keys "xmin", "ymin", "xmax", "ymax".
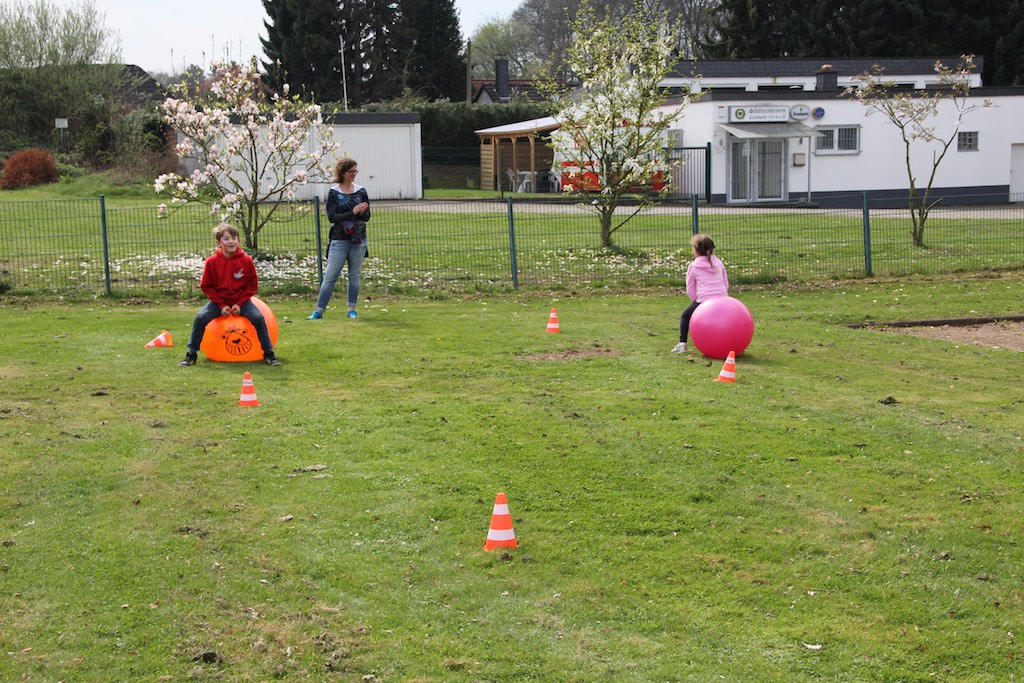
[
  {"xmin": 145, "ymin": 330, "xmax": 173, "ymax": 347},
  {"xmin": 238, "ymin": 372, "xmax": 260, "ymax": 406},
  {"xmin": 483, "ymin": 492, "xmax": 517, "ymax": 550},
  {"xmin": 714, "ymin": 351, "xmax": 737, "ymax": 382},
  {"xmin": 546, "ymin": 308, "xmax": 560, "ymax": 333}
]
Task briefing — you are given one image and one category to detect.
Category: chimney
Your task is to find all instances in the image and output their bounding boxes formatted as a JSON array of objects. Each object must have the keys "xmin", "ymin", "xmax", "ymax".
[
  {"xmin": 816, "ymin": 64, "xmax": 838, "ymax": 91},
  {"xmin": 495, "ymin": 57, "xmax": 509, "ymax": 101}
]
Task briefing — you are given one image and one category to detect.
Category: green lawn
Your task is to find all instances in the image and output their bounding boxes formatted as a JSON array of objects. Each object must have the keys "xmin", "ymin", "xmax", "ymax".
[{"xmin": 1, "ymin": 274, "xmax": 1021, "ymax": 681}]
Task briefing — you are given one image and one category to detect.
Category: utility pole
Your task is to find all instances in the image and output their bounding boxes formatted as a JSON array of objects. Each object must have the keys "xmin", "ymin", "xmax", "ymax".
[
  {"xmin": 339, "ymin": 36, "xmax": 349, "ymax": 112},
  {"xmin": 465, "ymin": 39, "xmax": 473, "ymax": 103}
]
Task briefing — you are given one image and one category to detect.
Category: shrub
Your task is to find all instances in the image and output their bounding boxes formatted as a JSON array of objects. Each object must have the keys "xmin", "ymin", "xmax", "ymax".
[{"xmin": 0, "ymin": 148, "xmax": 59, "ymax": 189}]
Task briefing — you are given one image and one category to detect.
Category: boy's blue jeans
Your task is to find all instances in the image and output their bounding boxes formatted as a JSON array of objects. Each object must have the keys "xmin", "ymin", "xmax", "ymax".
[
  {"xmin": 314, "ymin": 239, "xmax": 366, "ymax": 312},
  {"xmin": 186, "ymin": 299, "xmax": 274, "ymax": 355}
]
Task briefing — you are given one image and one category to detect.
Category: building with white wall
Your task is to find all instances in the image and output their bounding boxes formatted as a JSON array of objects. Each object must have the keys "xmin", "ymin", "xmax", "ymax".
[
  {"xmin": 179, "ymin": 112, "xmax": 422, "ymax": 202},
  {"xmin": 662, "ymin": 57, "xmax": 1018, "ymax": 207},
  {"xmin": 484, "ymin": 57, "xmax": 1024, "ymax": 208},
  {"xmin": 311, "ymin": 113, "xmax": 422, "ymax": 201}
]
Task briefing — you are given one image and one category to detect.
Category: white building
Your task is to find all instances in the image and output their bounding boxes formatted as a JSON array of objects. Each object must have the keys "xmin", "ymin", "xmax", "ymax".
[
  {"xmin": 311, "ymin": 113, "xmax": 422, "ymax": 200},
  {"xmin": 482, "ymin": 57, "xmax": 1023, "ymax": 208},
  {"xmin": 179, "ymin": 112, "xmax": 422, "ymax": 201},
  {"xmin": 662, "ymin": 57, "xmax": 1015, "ymax": 207}
]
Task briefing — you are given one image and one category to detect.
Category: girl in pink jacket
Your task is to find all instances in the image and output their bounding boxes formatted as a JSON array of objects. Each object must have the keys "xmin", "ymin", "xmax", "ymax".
[{"xmin": 673, "ymin": 234, "xmax": 729, "ymax": 353}]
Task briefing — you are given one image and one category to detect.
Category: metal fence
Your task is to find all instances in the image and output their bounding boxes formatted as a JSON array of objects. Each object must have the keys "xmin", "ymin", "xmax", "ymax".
[{"xmin": 1, "ymin": 193, "xmax": 1021, "ymax": 298}]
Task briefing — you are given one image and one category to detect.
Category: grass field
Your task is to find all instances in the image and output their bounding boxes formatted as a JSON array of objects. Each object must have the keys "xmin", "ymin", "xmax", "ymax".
[{"xmin": 1, "ymin": 273, "xmax": 1022, "ymax": 681}]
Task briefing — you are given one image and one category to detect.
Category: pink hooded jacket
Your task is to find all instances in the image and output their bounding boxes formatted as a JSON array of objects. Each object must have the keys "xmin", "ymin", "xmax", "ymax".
[{"xmin": 685, "ymin": 254, "xmax": 729, "ymax": 302}]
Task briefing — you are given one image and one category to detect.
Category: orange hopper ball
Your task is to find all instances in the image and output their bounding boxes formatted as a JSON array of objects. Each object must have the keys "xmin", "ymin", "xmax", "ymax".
[{"xmin": 199, "ymin": 296, "xmax": 279, "ymax": 362}]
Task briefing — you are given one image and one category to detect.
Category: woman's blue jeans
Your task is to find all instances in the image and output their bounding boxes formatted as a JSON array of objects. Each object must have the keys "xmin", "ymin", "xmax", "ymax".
[{"xmin": 315, "ymin": 238, "xmax": 366, "ymax": 312}]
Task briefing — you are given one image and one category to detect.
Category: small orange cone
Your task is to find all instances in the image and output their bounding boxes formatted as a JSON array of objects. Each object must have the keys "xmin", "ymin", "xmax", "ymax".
[
  {"xmin": 238, "ymin": 372, "xmax": 260, "ymax": 406},
  {"xmin": 546, "ymin": 308, "xmax": 560, "ymax": 333},
  {"xmin": 483, "ymin": 492, "xmax": 518, "ymax": 550},
  {"xmin": 145, "ymin": 330, "xmax": 173, "ymax": 348},
  {"xmin": 714, "ymin": 351, "xmax": 737, "ymax": 382}
]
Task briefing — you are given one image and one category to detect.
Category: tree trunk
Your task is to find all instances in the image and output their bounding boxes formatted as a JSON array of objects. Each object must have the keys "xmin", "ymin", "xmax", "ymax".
[
  {"xmin": 243, "ymin": 202, "xmax": 259, "ymax": 251},
  {"xmin": 908, "ymin": 189, "xmax": 927, "ymax": 248},
  {"xmin": 600, "ymin": 213, "xmax": 614, "ymax": 249}
]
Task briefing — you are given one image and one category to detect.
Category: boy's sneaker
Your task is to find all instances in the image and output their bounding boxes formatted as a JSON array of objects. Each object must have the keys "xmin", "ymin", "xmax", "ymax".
[
  {"xmin": 671, "ymin": 342, "xmax": 687, "ymax": 354},
  {"xmin": 307, "ymin": 310, "xmax": 323, "ymax": 320},
  {"xmin": 264, "ymin": 351, "xmax": 282, "ymax": 366},
  {"xmin": 178, "ymin": 352, "xmax": 198, "ymax": 366},
  {"xmin": 346, "ymin": 310, "xmax": 358, "ymax": 319}
]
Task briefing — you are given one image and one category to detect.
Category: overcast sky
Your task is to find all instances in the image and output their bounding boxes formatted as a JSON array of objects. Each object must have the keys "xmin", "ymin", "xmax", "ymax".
[{"xmin": 47, "ymin": 0, "xmax": 519, "ymax": 74}]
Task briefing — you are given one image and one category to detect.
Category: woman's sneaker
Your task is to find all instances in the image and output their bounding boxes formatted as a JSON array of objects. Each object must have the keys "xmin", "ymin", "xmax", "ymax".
[
  {"xmin": 346, "ymin": 310, "xmax": 358, "ymax": 319},
  {"xmin": 671, "ymin": 342, "xmax": 687, "ymax": 354},
  {"xmin": 307, "ymin": 310, "xmax": 323, "ymax": 320}
]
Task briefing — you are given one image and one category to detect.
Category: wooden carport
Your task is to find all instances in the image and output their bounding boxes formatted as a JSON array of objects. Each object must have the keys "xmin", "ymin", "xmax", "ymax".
[{"xmin": 475, "ymin": 116, "xmax": 561, "ymax": 192}]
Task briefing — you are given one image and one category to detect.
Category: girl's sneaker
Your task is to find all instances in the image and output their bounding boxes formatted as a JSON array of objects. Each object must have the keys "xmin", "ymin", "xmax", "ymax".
[
  {"xmin": 347, "ymin": 310, "xmax": 358, "ymax": 319},
  {"xmin": 671, "ymin": 342, "xmax": 687, "ymax": 354},
  {"xmin": 307, "ymin": 310, "xmax": 323, "ymax": 320}
]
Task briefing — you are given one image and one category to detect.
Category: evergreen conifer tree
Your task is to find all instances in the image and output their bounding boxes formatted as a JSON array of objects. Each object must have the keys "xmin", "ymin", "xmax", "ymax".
[
  {"xmin": 261, "ymin": 0, "xmax": 344, "ymax": 101},
  {"xmin": 397, "ymin": 0, "xmax": 466, "ymax": 101},
  {"xmin": 702, "ymin": 0, "xmax": 1023, "ymax": 84}
]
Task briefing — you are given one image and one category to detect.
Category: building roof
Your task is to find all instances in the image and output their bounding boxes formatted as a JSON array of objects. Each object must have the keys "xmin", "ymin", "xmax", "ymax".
[
  {"xmin": 671, "ymin": 56, "xmax": 983, "ymax": 79},
  {"xmin": 472, "ymin": 80, "xmax": 549, "ymax": 104},
  {"xmin": 119, "ymin": 64, "xmax": 165, "ymax": 104},
  {"xmin": 475, "ymin": 115, "xmax": 560, "ymax": 137}
]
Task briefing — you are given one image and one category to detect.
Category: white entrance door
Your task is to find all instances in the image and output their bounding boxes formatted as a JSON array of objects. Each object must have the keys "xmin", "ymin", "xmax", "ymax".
[
  {"xmin": 729, "ymin": 139, "xmax": 786, "ymax": 202},
  {"xmin": 1010, "ymin": 144, "xmax": 1024, "ymax": 201}
]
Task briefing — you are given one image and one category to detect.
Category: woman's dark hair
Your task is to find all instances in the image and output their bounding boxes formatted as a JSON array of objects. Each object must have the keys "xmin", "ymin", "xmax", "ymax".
[{"xmin": 333, "ymin": 157, "xmax": 358, "ymax": 183}]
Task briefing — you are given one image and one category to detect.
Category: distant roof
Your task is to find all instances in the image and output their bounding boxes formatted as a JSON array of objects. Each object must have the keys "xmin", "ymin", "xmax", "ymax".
[
  {"xmin": 475, "ymin": 116, "xmax": 560, "ymax": 136},
  {"xmin": 119, "ymin": 64, "xmax": 164, "ymax": 103},
  {"xmin": 473, "ymin": 81, "xmax": 548, "ymax": 104},
  {"xmin": 671, "ymin": 56, "xmax": 983, "ymax": 79}
]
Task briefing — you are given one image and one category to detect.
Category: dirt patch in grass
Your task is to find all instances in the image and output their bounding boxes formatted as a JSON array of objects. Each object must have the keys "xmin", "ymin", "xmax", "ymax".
[
  {"xmin": 877, "ymin": 320, "xmax": 1024, "ymax": 352},
  {"xmin": 517, "ymin": 346, "xmax": 624, "ymax": 361}
]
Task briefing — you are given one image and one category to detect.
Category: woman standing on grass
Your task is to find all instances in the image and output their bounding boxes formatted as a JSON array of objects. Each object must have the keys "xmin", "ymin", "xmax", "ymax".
[
  {"xmin": 308, "ymin": 157, "xmax": 371, "ymax": 320},
  {"xmin": 673, "ymin": 233, "xmax": 729, "ymax": 353}
]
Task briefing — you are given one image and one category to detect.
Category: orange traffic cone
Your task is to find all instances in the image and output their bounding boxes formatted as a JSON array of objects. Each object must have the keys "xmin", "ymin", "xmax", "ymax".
[
  {"xmin": 145, "ymin": 330, "xmax": 173, "ymax": 348},
  {"xmin": 483, "ymin": 492, "xmax": 518, "ymax": 550},
  {"xmin": 714, "ymin": 351, "xmax": 737, "ymax": 382},
  {"xmin": 546, "ymin": 308, "xmax": 560, "ymax": 333},
  {"xmin": 238, "ymin": 372, "xmax": 260, "ymax": 406}
]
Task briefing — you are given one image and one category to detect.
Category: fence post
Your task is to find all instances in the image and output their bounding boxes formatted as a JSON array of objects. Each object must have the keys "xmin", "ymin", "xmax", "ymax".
[
  {"xmin": 691, "ymin": 194, "xmax": 700, "ymax": 235},
  {"xmin": 705, "ymin": 142, "xmax": 712, "ymax": 204},
  {"xmin": 507, "ymin": 197, "xmax": 519, "ymax": 290},
  {"xmin": 100, "ymin": 195, "xmax": 112, "ymax": 296},
  {"xmin": 313, "ymin": 195, "xmax": 324, "ymax": 284},
  {"xmin": 862, "ymin": 191, "xmax": 873, "ymax": 277}
]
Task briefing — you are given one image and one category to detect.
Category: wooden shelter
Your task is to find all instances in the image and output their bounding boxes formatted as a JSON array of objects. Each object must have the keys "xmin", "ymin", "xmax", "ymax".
[{"xmin": 475, "ymin": 116, "xmax": 561, "ymax": 192}]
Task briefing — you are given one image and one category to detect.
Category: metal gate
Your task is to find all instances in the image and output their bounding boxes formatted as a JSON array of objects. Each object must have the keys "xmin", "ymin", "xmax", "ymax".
[{"xmin": 665, "ymin": 144, "xmax": 711, "ymax": 202}]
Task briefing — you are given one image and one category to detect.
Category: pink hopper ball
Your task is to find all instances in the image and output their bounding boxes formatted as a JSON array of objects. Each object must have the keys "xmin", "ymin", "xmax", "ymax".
[{"xmin": 689, "ymin": 296, "xmax": 754, "ymax": 360}]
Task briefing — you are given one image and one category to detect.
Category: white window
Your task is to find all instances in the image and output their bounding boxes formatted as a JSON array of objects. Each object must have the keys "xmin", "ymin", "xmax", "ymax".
[
  {"xmin": 815, "ymin": 126, "xmax": 860, "ymax": 155},
  {"xmin": 958, "ymin": 131, "xmax": 979, "ymax": 151}
]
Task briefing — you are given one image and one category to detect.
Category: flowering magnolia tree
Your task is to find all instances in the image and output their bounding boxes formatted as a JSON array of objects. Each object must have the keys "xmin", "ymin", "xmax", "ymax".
[
  {"xmin": 545, "ymin": 1, "xmax": 694, "ymax": 249},
  {"xmin": 847, "ymin": 55, "xmax": 993, "ymax": 248},
  {"xmin": 155, "ymin": 58, "xmax": 339, "ymax": 250}
]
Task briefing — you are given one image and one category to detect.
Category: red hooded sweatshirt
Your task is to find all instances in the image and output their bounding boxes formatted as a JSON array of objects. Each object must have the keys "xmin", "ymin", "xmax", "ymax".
[{"xmin": 200, "ymin": 247, "xmax": 258, "ymax": 308}]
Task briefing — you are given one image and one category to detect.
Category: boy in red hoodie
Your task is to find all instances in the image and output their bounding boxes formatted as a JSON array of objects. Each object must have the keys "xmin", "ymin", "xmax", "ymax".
[{"xmin": 179, "ymin": 223, "xmax": 280, "ymax": 366}]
